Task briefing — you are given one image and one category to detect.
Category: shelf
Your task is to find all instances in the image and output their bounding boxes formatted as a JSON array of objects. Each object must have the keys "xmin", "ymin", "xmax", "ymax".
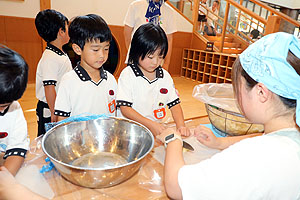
[{"xmin": 181, "ymin": 49, "xmax": 237, "ymax": 83}]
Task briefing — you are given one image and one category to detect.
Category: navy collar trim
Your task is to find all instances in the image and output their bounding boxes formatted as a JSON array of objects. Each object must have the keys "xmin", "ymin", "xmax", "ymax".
[
  {"xmin": 74, "ymin": 63, "xmax": 107, "ymax": 82},
  {"xmin": 0, "ymin": 105, "xmax": 10, "ymax": 116},
  {"xmin": 46, "ymin": 43, "xmax": 65, "ymax": 56},
  {"xmin": 129, "ymin": 63, "xmax": 164, "ymax": 78}
]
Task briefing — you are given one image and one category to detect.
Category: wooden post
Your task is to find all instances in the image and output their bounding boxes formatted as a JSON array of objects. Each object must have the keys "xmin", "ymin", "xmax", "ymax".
[
  {"xmin": 220, "ymin": 2, "xmax": 230, "ymax": 53},
  {"xmin": 40, "ymin": 0, "xmax": 51, "ymax": 50},
  {"xmin": 234, "ymin": 0, "xmax": 243, "ymax": 36},
  {"xmin": 193, "ymin": 0, "xmax": 200, "ymax": 32},
  {"xmin": 265, "ymin": 15, "xmax": 281, "ymax": 35}
]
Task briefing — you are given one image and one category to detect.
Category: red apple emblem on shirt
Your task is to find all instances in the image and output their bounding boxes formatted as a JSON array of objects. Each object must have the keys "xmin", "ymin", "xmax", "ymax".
[
  {"xmin": 160, "ymin": 88, "xmax": 168, "ymax": 94},
  {"xmin": 0, "ymin": 132, "xmax": 8, "ymax": 139}
]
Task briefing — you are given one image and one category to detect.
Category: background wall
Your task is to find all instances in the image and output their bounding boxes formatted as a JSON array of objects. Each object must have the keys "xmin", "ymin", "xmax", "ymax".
[
  {"xmin": 0, "ymin": 0, "xmax": 193, "ymax": 32},
  {"xmin": 0, "ymin": 0, "xmax": 40, "ymax": 18},
  {"xmin": 0, "ymin": 0, "xmax": 195, "ymax": 82}
]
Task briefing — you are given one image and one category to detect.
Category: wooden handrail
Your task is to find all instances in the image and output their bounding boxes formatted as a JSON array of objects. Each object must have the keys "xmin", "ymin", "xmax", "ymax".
[
  {"xmin": 166, "ymin": 1, "xmax": 193, "ymax": 24},
  {"xmin": 226, "ymin": 0, "xmax": 267, "ymax": 24},
  {"xmin": 247, "ymin": 0, "xmax": 300, "ymax": 27}
]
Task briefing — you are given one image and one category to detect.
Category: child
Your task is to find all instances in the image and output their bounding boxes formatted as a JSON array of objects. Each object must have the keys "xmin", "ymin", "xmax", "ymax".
[
  {"xmin": 158, "ymin": 32, "xmax": 300, "ymax": 199},
  {"xmin": 54, "ymin": 14, "xmax": 117, "ymax": 121},
  {"xmin": 117, "ymin": 23, "xmax": 189, "ymax": 137},
  {"xmin": 35, "ymin": 9, "xmax": 72, "ymax": 136},
  {"xmin": 0, "ymin": 46, "xmax": 30, "ymax": 176},
  {"xmin": 197, "ymin": 0, "xmax": 208, "ymax": 34},
  {"xmin": 204, "ymin": 0, "xmax": 219, "ymax": 36},
  {"xmin": 250, "ymin": 29, "xmax": 260, "ymax": 42}
]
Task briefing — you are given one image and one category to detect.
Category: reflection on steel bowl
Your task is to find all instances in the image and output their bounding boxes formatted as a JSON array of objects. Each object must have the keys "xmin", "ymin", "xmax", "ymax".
[
  {"xmin": 206, "ymin": 104, "xmax": 264, "ymax": 136},
  {"xmin": 42, "ymin": 117, "xmax": 154, "ymax": 188}
]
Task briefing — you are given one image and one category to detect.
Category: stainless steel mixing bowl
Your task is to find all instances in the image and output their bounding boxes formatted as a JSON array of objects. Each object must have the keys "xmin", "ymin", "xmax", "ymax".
[{"xmin": 42, "ymin": 117, "xmax": 154, "ymax": 188}]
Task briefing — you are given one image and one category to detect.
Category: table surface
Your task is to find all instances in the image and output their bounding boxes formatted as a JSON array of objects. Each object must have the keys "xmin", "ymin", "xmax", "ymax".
[{"xmin": 24, "ymin": 117, "xmax": 211, "ymax": 200}]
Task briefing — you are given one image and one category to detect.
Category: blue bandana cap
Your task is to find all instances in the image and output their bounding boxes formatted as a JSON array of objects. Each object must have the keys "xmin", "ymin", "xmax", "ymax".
[{"xmin": 239, "ymin": 32, "xmax": 300, "ymax": 127}]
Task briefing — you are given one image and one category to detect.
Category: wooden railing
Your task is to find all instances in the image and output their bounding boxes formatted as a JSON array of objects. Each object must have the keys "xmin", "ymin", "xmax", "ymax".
[{"xmin": 168, "ymin": 0, "xmax": 300, "ymax": 54}]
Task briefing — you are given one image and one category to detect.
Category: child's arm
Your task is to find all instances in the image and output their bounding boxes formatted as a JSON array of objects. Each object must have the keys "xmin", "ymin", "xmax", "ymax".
[
  {"xmin": 170, "ymin": 104, "xmax": 190, "ymax": 137},
  {"xmin": 3, "ymin": 156, "xmax": 24, "ymax": 176},
  {"xmin": 120, "ymin": 106, "xmax": 165, "ymax": 136},
  {"xmin": 57, "ymin": 116, "xmax": 67, "ymax": 122},
  {"xmin": 194, "ymin": 125, "xmax": 263, "ymax": 150},
  {"xmin": 44, "ymin": 85, "xmax": 57, "ymax": 122},
  {"xmin": 157, "ymin": 128, "xmax": 184, "ymax": 199},
  {"xmin": 0, "ymin": 166, "xmax": 46, "ymax": 200}
]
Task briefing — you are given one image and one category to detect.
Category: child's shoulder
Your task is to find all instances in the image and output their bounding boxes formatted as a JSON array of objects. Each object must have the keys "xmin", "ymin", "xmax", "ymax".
[
  {"xmin": 119, "ymin": 65, "xmax": 135, "ymax": 77},
  {"xmin": 0, "ymin": 101, "xmax": 23, "ymax": 119},
  {"xmin": 104, "ymin": 69, "xmax": 117, "ymax": 83}
]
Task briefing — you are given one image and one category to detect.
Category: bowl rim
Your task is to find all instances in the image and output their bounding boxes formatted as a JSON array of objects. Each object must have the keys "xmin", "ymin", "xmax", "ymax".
[{"xmin": 41, "ymin": 116, "xmax": 155, "ymax": 170}]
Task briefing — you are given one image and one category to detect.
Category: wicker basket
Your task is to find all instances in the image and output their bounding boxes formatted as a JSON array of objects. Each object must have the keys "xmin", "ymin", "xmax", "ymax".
[{"xmin": 206, "ymin": 104, "xmax": 264, "ymax": 136}]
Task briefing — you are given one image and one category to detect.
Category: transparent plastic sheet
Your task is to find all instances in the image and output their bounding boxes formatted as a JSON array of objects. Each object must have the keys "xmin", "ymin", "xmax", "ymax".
[
  {"xmin": 18, "ymin": 114, "xmax": 167, "ymax": 200},
  {"xmin": 192, "ymin": 83, "xmax": 240, "ymax": 113}
]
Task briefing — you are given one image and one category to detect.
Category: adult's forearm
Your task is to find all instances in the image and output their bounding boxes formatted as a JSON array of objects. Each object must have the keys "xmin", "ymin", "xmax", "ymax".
[{"xmin": 164, "ymin": 139, "xmax": 184, "ymax": 200}]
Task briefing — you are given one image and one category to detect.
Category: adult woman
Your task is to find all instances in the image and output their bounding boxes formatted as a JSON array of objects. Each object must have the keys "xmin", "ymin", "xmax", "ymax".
[{"xmin": 123, "ymin": 0, "xmax": 177, "ymax": 71}]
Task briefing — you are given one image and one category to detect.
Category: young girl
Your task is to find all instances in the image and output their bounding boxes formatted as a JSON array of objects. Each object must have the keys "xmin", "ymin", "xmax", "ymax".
[
  {"xmin": 158, "ymin": 32, "xmax": 300, "ymax": 199},
  {"xmin": 116, "ymin": 23, "xmax": 189, "ymax": 137}
]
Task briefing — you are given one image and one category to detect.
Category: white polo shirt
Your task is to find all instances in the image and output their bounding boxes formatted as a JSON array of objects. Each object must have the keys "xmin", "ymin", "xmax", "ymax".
[
  {"xmin": 116, "ymin": 64, "xmax": 180, "ymax": 122},
  {"xmin": 54, "ymin": 64, "xmax": 117, "ymax": 117},
  {"xmin": 0, "ymin": 101, "xmax": 29, "ymax": 159},
  {"xmin": 178, "ymin": 128, "xmax": 300, "ymax": 200},
  {"xmin": 36, "ymin": 43, "xmax": 72, "ymax": 103},
  {"xmin": 124, "ymin": 0, "xmax": 177, "ymax": 36}
]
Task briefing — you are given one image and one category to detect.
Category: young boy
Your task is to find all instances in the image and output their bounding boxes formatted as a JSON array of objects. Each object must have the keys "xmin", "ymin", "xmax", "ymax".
[
  {"xmin": 54, "ymin": 14, "xmax": 117, "ymax": 121},
  {"xmin": 116, "ymin": 23, "xmax": 189, "ymax": 137},
  {"xmin": 35, "ymin": 9, "xmax": 72, "ymax": 136},
  {"xmin": 0, "ymin": 46, "xmax": 30, "ymax": 176}
]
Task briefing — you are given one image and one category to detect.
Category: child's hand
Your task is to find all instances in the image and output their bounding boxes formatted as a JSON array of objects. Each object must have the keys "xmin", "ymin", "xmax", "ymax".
[
  {"xmin": 194, "ymin": 125, "xmax": 221, "ymax": 149},
  {"xmin": 0, "ymin": 166, "xmax": 16, "ymax": 186},
  {"xmin": 149, "ymin": 121, "xmax": 166, "ymax": 136},
  {"xmin": 51, "ymin": 114, "xmax": 57, "ymax": 123},
  {"xmin": 177, "ymin": 126, "xmax": 191, "ymax": 137}
]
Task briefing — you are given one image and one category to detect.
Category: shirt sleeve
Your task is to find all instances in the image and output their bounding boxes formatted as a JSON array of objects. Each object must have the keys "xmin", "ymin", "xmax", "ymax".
[
  {"xmin": 54, "ymin": 75, "xmax": 71, "ymax": 117},
  {"xmin": 6, "ymin": 102, "xmax": 29, "ymax": 153},
  {"xmin": 116, "ymin": 68, "xmax": 134, "ymax": 107},
  {"xmin": 124, "ymin": 1, "xmax": 136, "ymax": 27},
  {"xmin": 164, "ymin": 71, "xmax": 180, "ymax": 108},
  {"xmin": 40, "ymin": 58, "xmax": 61, "ymax": 82}
]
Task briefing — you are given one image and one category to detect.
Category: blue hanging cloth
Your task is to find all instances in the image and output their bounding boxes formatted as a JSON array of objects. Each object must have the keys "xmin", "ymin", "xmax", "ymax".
[{"xmin": 145, "ymin": 0, "xmax": 163, "ymax": 25}]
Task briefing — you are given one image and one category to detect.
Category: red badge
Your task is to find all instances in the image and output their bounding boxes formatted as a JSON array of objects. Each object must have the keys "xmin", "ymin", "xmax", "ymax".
[
  {"xmin": 160, "ymin": 88, "xmax": 168, "ymax": 94},
  {"xmin": 0, "ymin": 132, "xmax": 8, "ymax": 139},
  {"xmin": 108, "ymin": 100, "xmax": 116, "ymax": 113},
  {"xmin": 109, "ymin": 90, "xmax": 114, "ymax": 96},
  {"xmin": 153, "ymin": 108, "xmax": 166, "ymax": 119}
]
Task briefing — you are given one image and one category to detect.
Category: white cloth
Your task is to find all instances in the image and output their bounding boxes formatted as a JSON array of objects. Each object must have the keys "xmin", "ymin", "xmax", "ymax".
[
  {"xmin": 124, "ymin": 0, "xmax": 177, "ymax": 36},
  {"xmin": 36, "ymin": 45, "xmax": 72, "ymax": 103},
  {"xmin": 178, "ymin": 128, "xmax": 300, "ymax": 200},
  {"xmin": 116, "ymin": 64, "xmax": 179, "ymax": 122},
  {"xmin": 0, "ymin": 101, "xmax": 29, "ymax": 155},
  {"xmin": 207, "ymin": 7, "xmax": 218, "ymax": 28},
  {"xmin": 124, "ymin": 0, "xmax": 177, "ymax": 63},
  {"xmin": 54, "ymin": 65, "xmax": 117, "ymax": 117}
]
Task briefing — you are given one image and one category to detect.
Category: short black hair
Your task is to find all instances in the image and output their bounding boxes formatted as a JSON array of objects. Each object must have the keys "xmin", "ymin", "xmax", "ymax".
[
  {"xmin": 69, "ymin": 14, "xmax": 112, "ymax": 50},
  {"xmin": 35, "ymin": 9, "xmax": 68, "ymax": 43},
  {"xmin": 250, "ymin": 29, "xmax": 260, "ymax": 39},
  {"xmin": 0, "ymin": 45, "xmax": 28, "ymax": 104},
  {"xmin": 128, "ymin": 23, "xmax": 168, "ymax": 66}
]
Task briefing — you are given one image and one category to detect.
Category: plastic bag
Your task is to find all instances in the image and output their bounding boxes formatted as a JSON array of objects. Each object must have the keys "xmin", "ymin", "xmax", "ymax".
[
  {"xmin": 45, "ymin": 113, "xmax": 109, "ymax": 132},
  {"xmin": 192, "ymin": 83, "xmax": 240, "ymax": 113}
]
